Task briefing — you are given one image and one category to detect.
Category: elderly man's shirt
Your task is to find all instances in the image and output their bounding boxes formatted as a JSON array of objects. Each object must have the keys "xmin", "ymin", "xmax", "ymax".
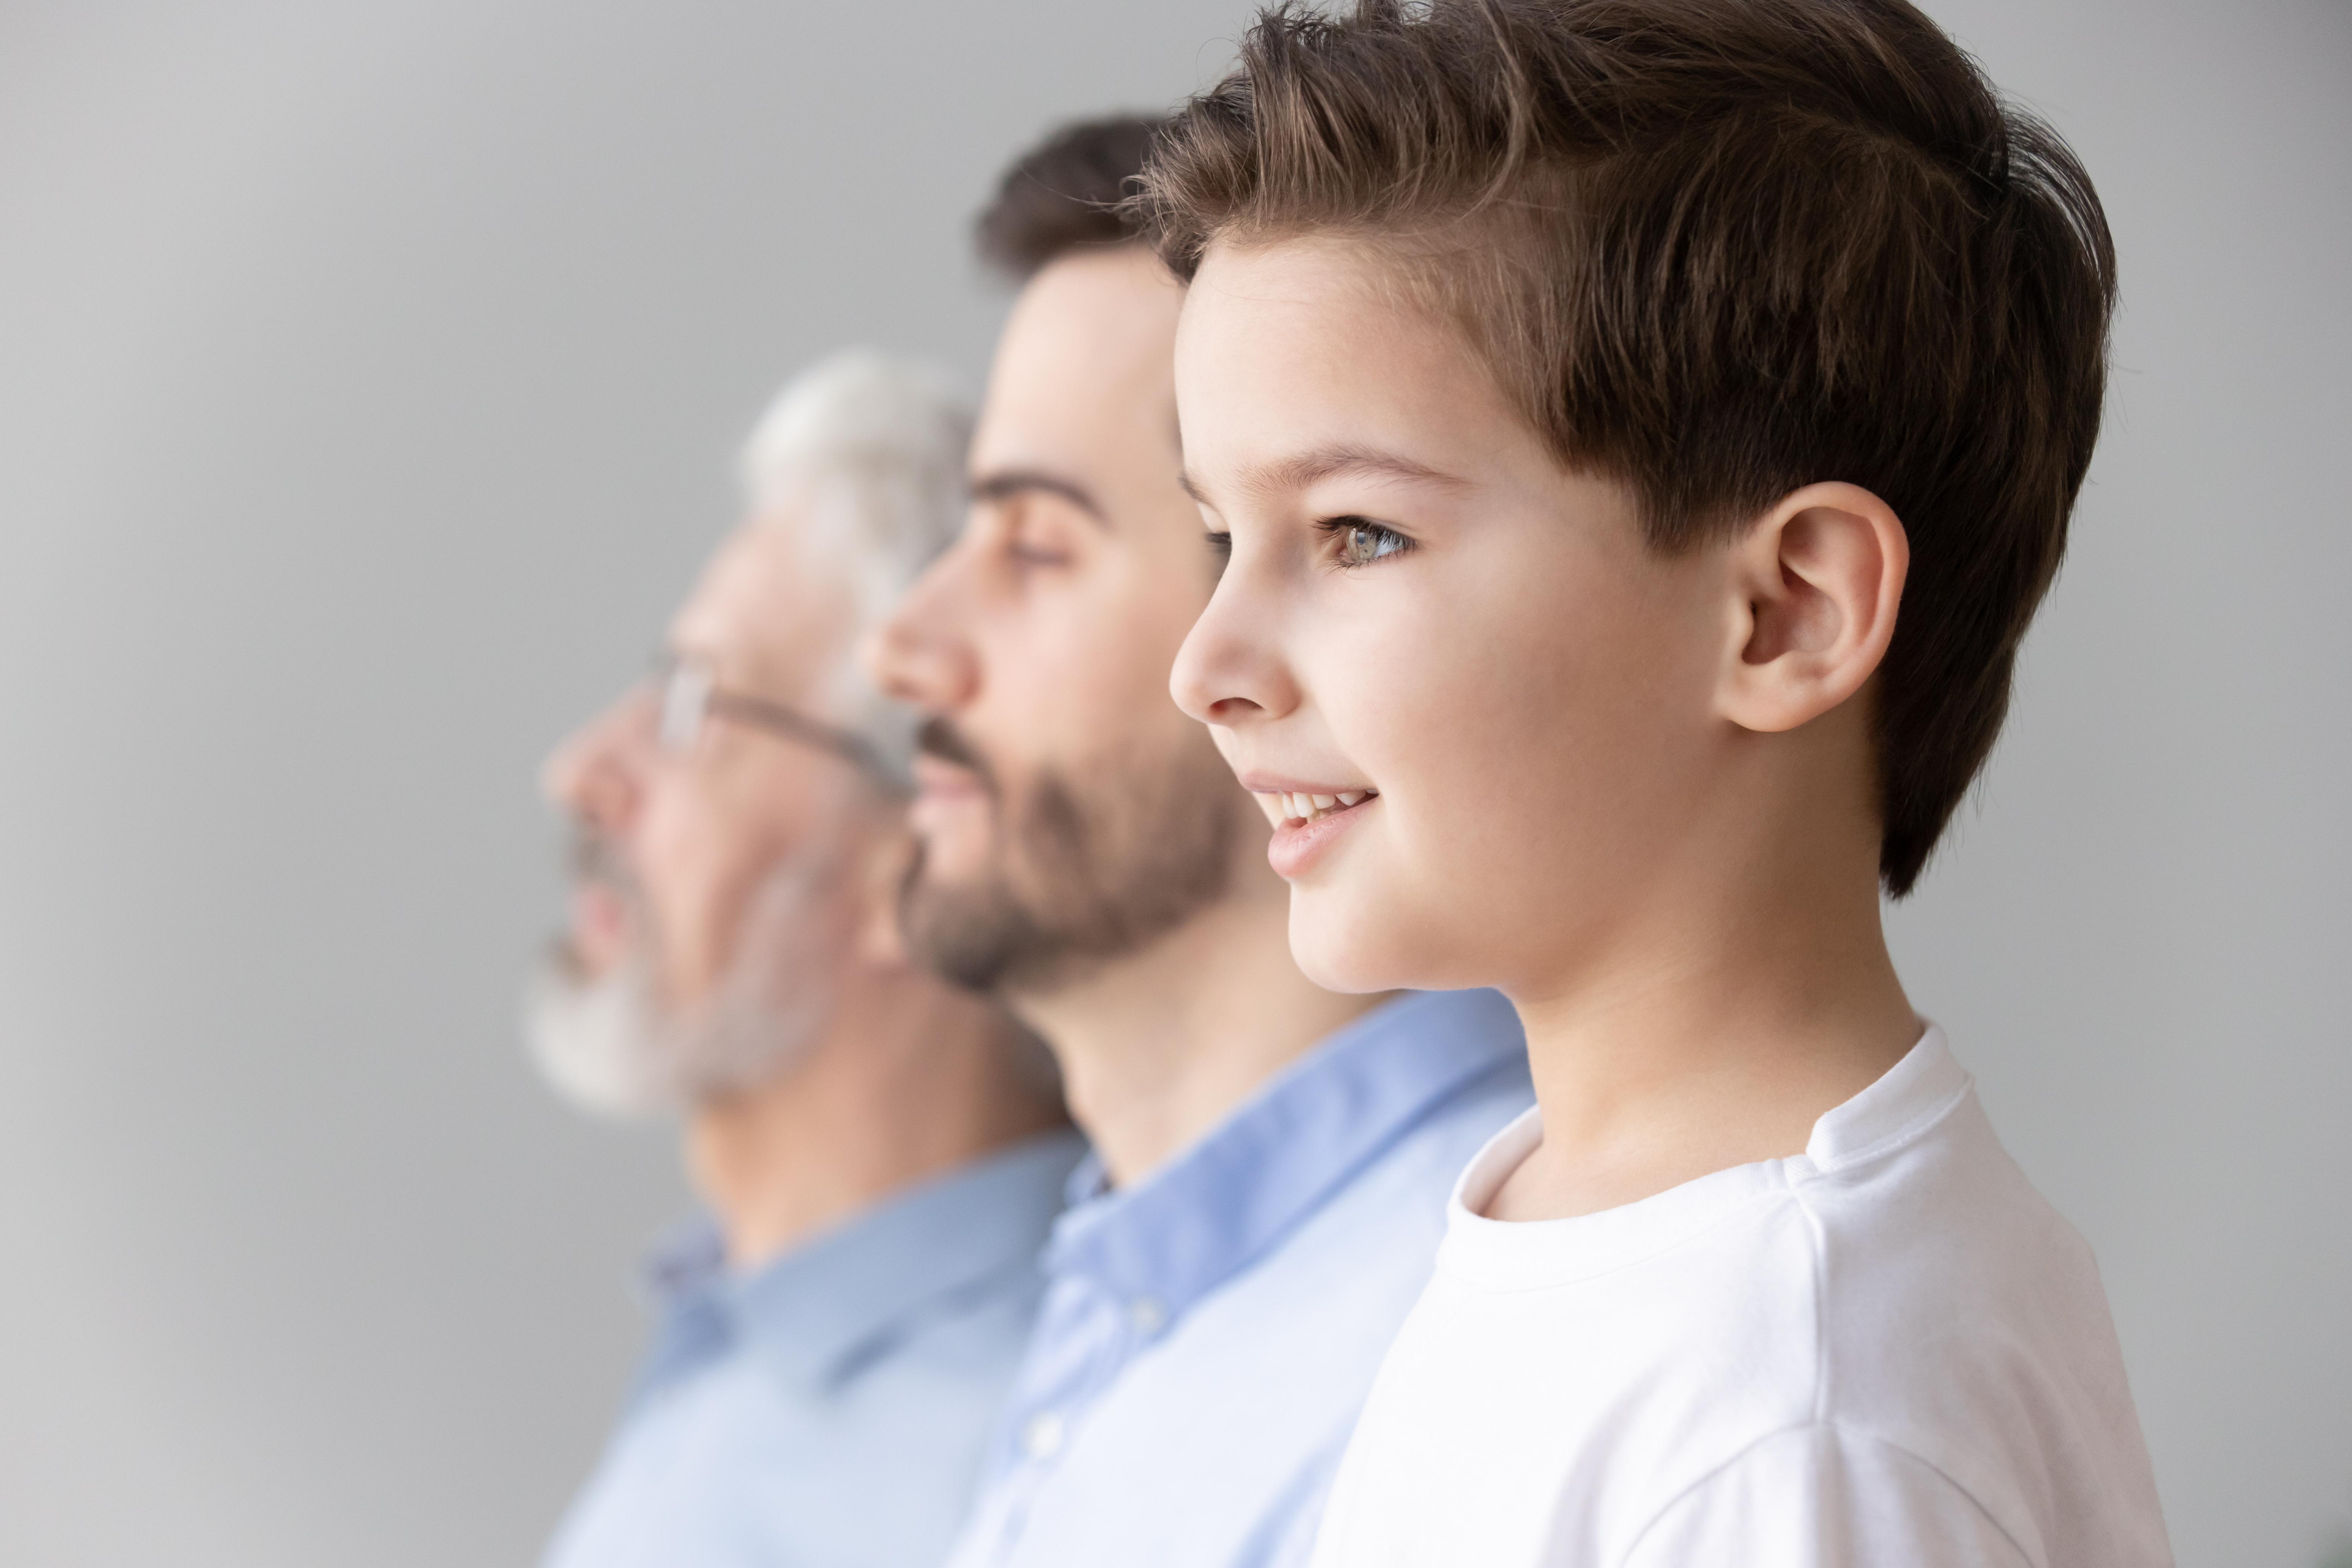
[
  {"xmin": 941, "ymin": 989, "xmax": 1533, "ymax": 1568},
  {"xmin": 542, "ymin": 1130, "xmax": 1086, "ymax": 1568}
]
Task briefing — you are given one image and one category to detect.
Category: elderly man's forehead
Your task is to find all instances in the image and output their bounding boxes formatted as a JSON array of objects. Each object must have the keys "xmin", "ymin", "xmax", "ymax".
[{"xmin": 669, "ymin": 518, "xmax": 852, "ymax": 686}]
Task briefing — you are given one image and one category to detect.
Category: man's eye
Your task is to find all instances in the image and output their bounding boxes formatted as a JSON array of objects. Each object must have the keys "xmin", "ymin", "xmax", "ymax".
[
  {"xmin": 1330, "ymin": 518, "xmax": 1411, "ymax": 567},
  {"xmin": 1008, "ymin": 537, "xmax": 1072, "ymax": 567}
]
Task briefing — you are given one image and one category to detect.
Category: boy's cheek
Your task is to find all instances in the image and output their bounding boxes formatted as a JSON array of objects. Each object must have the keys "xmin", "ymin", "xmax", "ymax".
[
  {"xmin": 1284, "ymin": 875, "xmax": 1408, "ymax": 994},
  {"xmin": 1283, "ymin": 825, "xmax": 1470, "ymax": 994}
]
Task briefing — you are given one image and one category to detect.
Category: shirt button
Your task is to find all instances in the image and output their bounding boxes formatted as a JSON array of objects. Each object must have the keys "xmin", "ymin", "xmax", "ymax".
[
  {"xmin": 1127, "ymin": 1296, "xmax": 1167, "ymax": 1335},
  {"xmin": 1021, "ymin": 1411, "xmax": 1065, "ymax": 1459}
]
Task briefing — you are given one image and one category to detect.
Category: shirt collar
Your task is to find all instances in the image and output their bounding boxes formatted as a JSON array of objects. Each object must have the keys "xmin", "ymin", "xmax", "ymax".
[
  {"xmin": 1044, "ymin": 988, "xmax": 1525, "ymax": 1321},
  {"xmin": 646, "ymin": 1128, "xmax": 1087, "ymax": 1393}
]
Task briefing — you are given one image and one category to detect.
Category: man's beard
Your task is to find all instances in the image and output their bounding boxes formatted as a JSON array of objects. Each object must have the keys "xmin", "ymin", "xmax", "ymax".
[
  {"xmin": 897, "ymin": 715, "xmax": 1245, "ymax": 995},
  {"xmin": 524, "ymin": 836, "xmax": 840, "ymax": 1118}
]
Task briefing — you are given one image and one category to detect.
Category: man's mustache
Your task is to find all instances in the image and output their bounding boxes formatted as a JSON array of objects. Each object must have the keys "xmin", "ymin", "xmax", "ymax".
[{"xmin": 916, "ymin": 717, "xmax": 1001, "ymax": 796}]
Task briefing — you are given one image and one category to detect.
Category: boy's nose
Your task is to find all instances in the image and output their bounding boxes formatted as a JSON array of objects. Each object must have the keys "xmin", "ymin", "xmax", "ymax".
[{"xmin": 1171, "ymin": 569, "xmax": 1300, "ymax": 729}]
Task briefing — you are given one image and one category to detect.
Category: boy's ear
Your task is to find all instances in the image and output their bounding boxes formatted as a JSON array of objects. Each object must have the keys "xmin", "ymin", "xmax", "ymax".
[{"xmin": 1714, "ymin": 482, "xmax": 1908, "ymax": 735}]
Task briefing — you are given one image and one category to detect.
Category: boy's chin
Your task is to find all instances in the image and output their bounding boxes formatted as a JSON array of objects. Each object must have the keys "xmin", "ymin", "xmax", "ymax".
[{"xmin": 1284, "ymin": 887, "xmax": 1433, "ymax": 996}]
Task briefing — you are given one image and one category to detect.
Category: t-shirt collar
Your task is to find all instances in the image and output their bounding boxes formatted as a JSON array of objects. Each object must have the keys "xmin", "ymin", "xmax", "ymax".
[{"xmin": 1438, "ymin": 1022, "xmax": 1963, "ymax": 1291}]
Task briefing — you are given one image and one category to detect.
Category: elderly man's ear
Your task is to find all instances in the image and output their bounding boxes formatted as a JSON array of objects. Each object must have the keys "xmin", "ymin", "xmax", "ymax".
[{"xmin": 853, "ymin": 820, "xmax": 919, "ymax": 968}]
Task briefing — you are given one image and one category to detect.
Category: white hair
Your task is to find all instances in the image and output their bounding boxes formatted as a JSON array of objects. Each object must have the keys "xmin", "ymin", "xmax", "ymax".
[{"xmin": 737, "ymin": 349, "xmax": 972, "ymax": 783}]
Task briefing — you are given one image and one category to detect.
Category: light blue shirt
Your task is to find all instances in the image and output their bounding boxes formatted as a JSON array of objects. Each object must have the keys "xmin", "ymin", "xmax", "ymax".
[
  {"xmin": 542, "ymin": 1129, "xmax": 1086, "ymax": 1568},
  {"xmin": 942, "ymin": 990, "xmax": 1532, "ymax": 1568}
]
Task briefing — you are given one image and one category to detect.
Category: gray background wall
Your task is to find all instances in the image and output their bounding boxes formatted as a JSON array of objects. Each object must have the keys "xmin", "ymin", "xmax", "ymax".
[{"xmin": 0, "ymin": 2, "xmax": 2342, "ymax": 1565}]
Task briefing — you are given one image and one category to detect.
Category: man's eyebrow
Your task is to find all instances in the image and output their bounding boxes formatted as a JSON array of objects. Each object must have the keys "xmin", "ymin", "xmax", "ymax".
[
  {"xmin": 1184, "ymin": 445, "xmax": 1470, "ymax": 508},
  {"xmin": 969, "ymin": 468, "xmax": 1107, "ymax": 524}
]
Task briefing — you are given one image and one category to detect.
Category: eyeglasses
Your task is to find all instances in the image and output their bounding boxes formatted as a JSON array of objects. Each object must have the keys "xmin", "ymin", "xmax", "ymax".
[{"xmin": 649, "ymin": 652, "xmax": 894, "ymax": 782}]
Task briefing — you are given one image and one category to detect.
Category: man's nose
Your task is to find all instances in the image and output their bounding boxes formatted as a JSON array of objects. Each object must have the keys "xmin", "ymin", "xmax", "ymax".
[
  {"xmin": 541, "ymin": 695, "xmax": 645, "ymax": 833},
  {"xmin": 862, "ymin": 547, "xmax": 981, "ymax": 714}
]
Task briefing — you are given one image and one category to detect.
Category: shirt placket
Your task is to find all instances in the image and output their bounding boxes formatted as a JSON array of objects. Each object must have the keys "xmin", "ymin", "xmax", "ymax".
[{"xmin": 977, "ymin": 1266, "xmax": 1163, "ymax": 1561}]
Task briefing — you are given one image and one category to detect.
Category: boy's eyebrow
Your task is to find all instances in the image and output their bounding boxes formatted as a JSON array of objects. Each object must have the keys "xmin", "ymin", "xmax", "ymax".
[
  {"xmin": 1182, "ymin": 444, "xmax": 1470, "ymax": 507},
  {"xmin": 969, "ymin": 468, "xmax": 1108, "ymax": 525}
]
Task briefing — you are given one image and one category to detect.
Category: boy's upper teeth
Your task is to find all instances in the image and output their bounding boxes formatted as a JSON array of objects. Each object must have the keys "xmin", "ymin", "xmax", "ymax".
[{"xmin": 1273, "ymin": 789, "xmax": 1374, "ymax": 822}]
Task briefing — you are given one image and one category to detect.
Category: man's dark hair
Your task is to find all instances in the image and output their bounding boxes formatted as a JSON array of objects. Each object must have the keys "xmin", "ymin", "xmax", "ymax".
[
  {"xmin": 977, "ymin": 115, "xmax": 1164, "ymax": 280},
  {"xmin": 1138, "ymin": 0, "xmax": 2118, "ymax": 896}
]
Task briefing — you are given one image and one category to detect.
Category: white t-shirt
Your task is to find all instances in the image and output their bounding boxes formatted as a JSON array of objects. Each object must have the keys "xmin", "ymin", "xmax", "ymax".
[{"xmin": 1308, "ymin": 1027, "xmax": 2172, "ymax": 1568}]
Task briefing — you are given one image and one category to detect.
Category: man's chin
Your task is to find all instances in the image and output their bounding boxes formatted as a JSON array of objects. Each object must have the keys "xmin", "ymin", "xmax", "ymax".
[
  {"xmin": 902, "ymin": 815, "xmax": 1000, "ymax": 889},
  {"xmin": 897, "ymin": 865, "xmax": 1044, "ymax": 996}
]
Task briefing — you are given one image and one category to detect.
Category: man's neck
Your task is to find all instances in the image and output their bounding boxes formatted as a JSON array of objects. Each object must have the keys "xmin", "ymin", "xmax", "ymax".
[
  {"xmin": 686, "ymin": 978, "xmax": 1064, "ymax": 1269},
  {"xmin": 1014, "ymin": 866, "xmax": 1382, "ymax": 1189},
  {"xmin": 1491, "ymin": 752, "xmax": 1919, "ymax": 1223}
]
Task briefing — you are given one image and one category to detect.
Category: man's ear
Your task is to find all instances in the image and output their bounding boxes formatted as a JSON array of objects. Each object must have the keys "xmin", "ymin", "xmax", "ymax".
[{"xmin": 1715, "ymin": 482, "xmax": 1908, "ymax": 734}]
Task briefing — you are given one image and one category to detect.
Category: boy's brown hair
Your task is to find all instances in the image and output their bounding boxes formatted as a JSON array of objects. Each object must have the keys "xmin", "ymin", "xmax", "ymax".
[{"xmin": 1138, "ymin": 0, "xmax": 2116, "ymax": 895}]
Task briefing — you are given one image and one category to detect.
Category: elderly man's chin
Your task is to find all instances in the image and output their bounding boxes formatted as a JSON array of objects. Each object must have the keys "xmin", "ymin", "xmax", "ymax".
[
  {"xmin": 524, "ymin": 940, "xmax": 822, "ymax": 1119},
  {"xmin": 525, "ymin": 945, "xmax": 675, "ymax": 1117}
]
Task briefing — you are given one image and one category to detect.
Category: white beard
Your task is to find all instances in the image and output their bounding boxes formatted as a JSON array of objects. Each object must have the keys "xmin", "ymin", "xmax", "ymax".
[{"xmin": 525, "ymin": 849, "xmax": 840, "ymax": 1119}]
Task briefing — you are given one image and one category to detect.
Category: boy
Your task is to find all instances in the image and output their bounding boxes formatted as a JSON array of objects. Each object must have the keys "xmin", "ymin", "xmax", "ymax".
[{"xmin": 1149, "ymin": 0, "xmax": 2171, "ymax": 1562}]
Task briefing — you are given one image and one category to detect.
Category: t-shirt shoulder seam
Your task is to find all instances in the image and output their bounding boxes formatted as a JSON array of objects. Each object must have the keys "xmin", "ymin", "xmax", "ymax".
[
  {"xmin": 1615, "ymin": 1421, "xmax": 2031, "ymax": 1567},
  {"xmin": 1802, "ymin": 1072, "xmax": 1974, "ymax": 1178}
]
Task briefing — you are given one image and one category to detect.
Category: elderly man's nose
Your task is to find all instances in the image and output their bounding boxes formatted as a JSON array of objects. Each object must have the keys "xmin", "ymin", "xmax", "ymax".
[{"xmin": 542, "ymin": 699, "xmax": 642, "ymax": 826}]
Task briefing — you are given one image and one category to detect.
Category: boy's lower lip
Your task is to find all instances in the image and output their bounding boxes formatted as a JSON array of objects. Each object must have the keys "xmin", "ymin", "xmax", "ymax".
[{"xmin": 1267, "ymin": 796, "xmax": 1375, "ymax": 879}]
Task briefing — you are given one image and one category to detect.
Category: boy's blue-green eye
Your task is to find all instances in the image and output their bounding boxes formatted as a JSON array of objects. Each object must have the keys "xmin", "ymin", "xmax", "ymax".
[{"xmin": 1333, "ymin": 519, "xmax": 1410, "ymax": 567}]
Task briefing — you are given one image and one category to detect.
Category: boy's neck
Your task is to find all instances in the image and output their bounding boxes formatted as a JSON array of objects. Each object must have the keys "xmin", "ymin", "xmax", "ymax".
[
  {"xmin": 1490, "ymin": 748, "xmax": 1920, "ymax": 1224},
  {"xmin": 1015, "ymin": 864, "xmax": 1382, "ymax": 1191}
]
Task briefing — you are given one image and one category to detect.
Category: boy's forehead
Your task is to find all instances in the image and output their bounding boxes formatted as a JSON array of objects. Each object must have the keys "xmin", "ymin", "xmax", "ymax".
[
  {"xmin": 1176, "ymin": 238, "xmax": 1521, "ymax": 490},
  {"xmin": 1184, "ymin": 234, "xmax": 1393, "ymax": 320},
  {"xmin": 1180, "ymin": 237, "xmax": 1474, "ymax": 385}
]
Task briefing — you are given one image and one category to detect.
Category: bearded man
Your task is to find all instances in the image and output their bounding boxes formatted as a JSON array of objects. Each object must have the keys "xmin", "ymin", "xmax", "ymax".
[
  {"xmin": 865, "ymin": 121, "xmax": 1533, "ymax": 1568},
  {"xmin": 530, "ymin": 351, "xmax": 1076, "ymax": 1568}
]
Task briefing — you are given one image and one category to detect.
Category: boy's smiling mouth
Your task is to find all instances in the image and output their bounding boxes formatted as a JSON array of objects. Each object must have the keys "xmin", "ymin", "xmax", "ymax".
[{"xmin": 1235, "ymin": 777, "xmax": 1382, "ymax": 878}]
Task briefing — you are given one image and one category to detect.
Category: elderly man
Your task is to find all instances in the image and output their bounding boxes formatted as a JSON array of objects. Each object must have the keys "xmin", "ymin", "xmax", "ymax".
[
  {"xmin": 867, "ymin": 122, "xmax": 1531, "ymax": 1568},
  {"xmin": 530, "ymin": 351, "xmax": 1078, "ymax": 1568}
]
